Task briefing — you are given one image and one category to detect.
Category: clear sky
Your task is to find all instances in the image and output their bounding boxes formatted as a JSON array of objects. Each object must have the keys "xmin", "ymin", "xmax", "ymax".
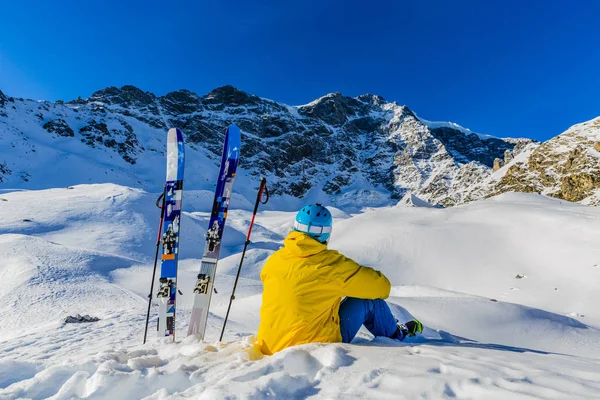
[{"xmin": 1, "ymin": 0, "xmax": 599, "ymax": 141}]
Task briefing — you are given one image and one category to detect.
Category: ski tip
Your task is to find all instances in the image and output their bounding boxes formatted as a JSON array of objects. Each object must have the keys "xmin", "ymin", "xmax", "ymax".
[
  {"xmin": 226, "ymin": 124, "xmax": 241, "ymax": 137},
  {"xmin": 225, "ymin": 124, "xmax": 241, "ymax": 151},
  {"xmin": 168, "ymin": 128, "xmax": 184, "ymax": 143}
]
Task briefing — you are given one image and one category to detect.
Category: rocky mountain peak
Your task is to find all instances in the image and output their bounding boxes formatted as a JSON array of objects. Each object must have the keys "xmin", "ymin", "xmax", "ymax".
[
  {"xmin": 202, "ymin": 85, "xmax": 259, "ymax": 107},
  {"xmin": 162, "ymin": 89, "xmax": 200, "ymax": 103},
  {"xmin": 0, "ymin": 89, "xmax": 6, "ymax": 107},
  {"xmin": 396, "ymin": 104, "xmax": 417, "ymax": 119},
  {"xmin": 356, "ymin": 93, "xmax": 387, "ymax": 106},
  {"xmin": 298, "ymin": 91, "xmax": 369, "ymax": 126},
  {"xmin": 88, "ymin": 85, "xmax": 156, "ymax": 108},
  {"xmin": 159, "ymin": 89, "xmax": 202, "ymax": 115}
]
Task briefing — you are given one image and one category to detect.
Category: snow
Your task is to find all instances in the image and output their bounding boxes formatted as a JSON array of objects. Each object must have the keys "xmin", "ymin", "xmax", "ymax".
[
  {"xmin": 397, "ymin": 192, "xmax": 442, "ymax": 208},
  {"xmin": 417, "ymin": 116, "xmax": 499, "ymax": 140},
  {"xmin": 563, "ymin": 116, "xmax": 600, "ymax": 140},
  {"xmin": 1, "ymin": 184, "xmax": 600, "ymax": 399}
]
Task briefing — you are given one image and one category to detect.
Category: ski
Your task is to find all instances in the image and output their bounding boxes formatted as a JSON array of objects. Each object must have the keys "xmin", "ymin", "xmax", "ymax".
[
  {"xmin": 187, "ymin": 124, "xmax": 241, "ymax": 339},
  {"xmin": 157, "ymin": 128, "xmax": 185, "ymax": 339}
]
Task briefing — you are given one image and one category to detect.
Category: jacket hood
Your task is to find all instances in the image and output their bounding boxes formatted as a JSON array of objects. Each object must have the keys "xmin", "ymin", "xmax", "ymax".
[{"xmin": 283, "ymin": 231, "xmax": 327, "ymax": 257}]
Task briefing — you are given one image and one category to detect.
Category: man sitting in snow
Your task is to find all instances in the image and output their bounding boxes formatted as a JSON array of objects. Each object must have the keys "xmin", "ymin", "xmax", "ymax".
[{"xmin": 256, "ymin": 204, "xmax": 422, "ymax": 355}]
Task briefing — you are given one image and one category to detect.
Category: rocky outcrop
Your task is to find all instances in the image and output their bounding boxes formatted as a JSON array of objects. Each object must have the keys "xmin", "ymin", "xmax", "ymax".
[
  {"xmin": 43, "ymin": 119, "xmax": 74, "ymax": 137},
  {"xmin": 202, "ymin": 85, "xmax": 262, "ymax": 109},
  {"xmin": 79, "ymin": 119, "xmax": 141, "ymax": 164},
  {"xmin": 480, "ymin": 117, "xmax": 600, "ymax": 202},
  {"xmin": 493, "ymin": 158, "xmax": 503, "ymax": 172},
  {"xmin": 298, "ymin": 92, "xmax": 366, "ymax": 126},
  {"xmin": 0, "ymin": 162, "xmax": 11, "ymax": 183},
  {"xmin": 159, "ymin": 90, "xmax": 201, "ymax": 115},
  {"xmin": 429, "ymin": 126, "xmax": 515, "ymax": 168},
  {"xmin": 504, "ymin": 149, "xmax": 513, "ymax": 164},
  {"xmin": 89, "ymin": 85, "xmax": 156, "ymax": 108},
  {"xmin": 64, "ymin": 314, "xmax": 100, "ymax": 323}
]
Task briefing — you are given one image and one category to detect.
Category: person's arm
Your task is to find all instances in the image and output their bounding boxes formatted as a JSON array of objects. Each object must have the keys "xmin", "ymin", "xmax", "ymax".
[{"xmin": 329, "ymin": 253, "xmax": 391, "ymax": 299}]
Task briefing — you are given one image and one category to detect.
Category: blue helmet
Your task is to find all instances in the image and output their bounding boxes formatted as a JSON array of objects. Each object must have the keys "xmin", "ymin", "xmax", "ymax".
[{"xmin": 294, "ymin": 204, "xmax": 333, "ymax": 244}]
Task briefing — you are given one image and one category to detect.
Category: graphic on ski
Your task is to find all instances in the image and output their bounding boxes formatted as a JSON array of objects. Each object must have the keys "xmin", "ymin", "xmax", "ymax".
[
  {"xmin": 157, "ymin": 128, "xmax": 185, "ymax": 339},
  {"xmin": 187, "ymin": 124, "xmax": 241, "ymax": 338}
]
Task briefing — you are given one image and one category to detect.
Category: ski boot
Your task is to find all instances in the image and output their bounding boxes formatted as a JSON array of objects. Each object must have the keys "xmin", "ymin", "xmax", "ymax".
[{"xmin": 394, "ymin": 319, "xmax": 423, "ymax": 341}]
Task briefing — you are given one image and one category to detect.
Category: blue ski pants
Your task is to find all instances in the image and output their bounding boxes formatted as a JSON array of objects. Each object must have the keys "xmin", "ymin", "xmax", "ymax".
[{"xmin": 339, "ymin": 297, "xmax": 398, "ymax": 343}]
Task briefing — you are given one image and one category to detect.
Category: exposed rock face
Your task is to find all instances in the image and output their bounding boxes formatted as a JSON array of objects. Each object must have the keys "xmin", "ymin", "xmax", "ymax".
[
  {"xmin": 79, "ymin": 119, "xmax": 141, "ymax": 164},
  {"xmin": 298, "ymin": 92, "xmax": 365, "ymax": 126},
  {"xmin": 504, "ymin": 149, "xmax": 513, "ymax": 164},
  {"xmin": 1, "ymin": 84, "xmax": 596, "ymax": 207},
  {"xmin": 203, "ymin": 85, "xmax": 261, "ymax": 108},
  {"xmin": 477, "ymin": 117, "xmax": 600, "ymax": 203},
  {"xmin": 64, "ymin": 314, "xmax": 100, "ymax": 323},
  {"xmin": 0, "ymin": 90, "xmax": 8, "ymax": 118},
  {"xmin": 89, "ymin": 85, "xmax": 157, "ymax": 108},
  {"xmin": 0, "ymin": 162, "xmax": 11, "ymax": 183},
  {"xmin": 493, "ymin": 158, "xmax": 504, "ymax": 172},
  {"xmin": 43, "ymin": 119, "xmax": 74, "ymax": 137},
  {"xmin": 429, "ymin": 127, "xmax": 514, "ymax": 167}
]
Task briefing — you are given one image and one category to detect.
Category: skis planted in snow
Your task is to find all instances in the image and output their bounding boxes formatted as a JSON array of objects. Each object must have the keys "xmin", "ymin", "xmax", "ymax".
[
  {"xmin": 187, "ymin": 124, "xmax": 241, "ymax": 339},
  {"xmin": 156, "ymin": 128, "xmax": 185, "ymax": 339}
]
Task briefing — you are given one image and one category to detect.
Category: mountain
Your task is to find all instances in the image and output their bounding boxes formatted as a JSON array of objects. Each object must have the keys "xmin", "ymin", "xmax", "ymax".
[
  {"xmin": 0, "ymin": 85, "xmax": 536, "ymax": 209},
  {"xmin": 2, "ymin": 85, "xmax": 599, "ymax": 208},
  {"xmin": 472, "ymin": 117, "xmax": 600, "ymax": 205}
]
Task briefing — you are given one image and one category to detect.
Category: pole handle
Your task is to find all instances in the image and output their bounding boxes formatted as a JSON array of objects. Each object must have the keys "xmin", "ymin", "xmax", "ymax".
[
  {"xmin": 246, "ymin": 178, "xmax": 268, "ymax": 242},
  {"xmin": 156, "ymin": 188, "xmax": 165, "ymax": 209},
  {"xmin": 253, "ymin": 177, "xmax": 268, "ymax": 214}
]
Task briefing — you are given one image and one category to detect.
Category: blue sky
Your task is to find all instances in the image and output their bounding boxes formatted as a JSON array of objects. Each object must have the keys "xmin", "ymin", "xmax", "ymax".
[{"xmin": 1, "ymin": 0, "xmax": 599, "ymax": 141}]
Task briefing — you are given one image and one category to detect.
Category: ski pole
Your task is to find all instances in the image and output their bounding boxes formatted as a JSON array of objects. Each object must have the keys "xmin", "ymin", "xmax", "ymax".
[
  {"xmin": 143, "ymin": 186, "xmax": 167, "ymax": 344},
  {"xmin": 219, "ymin": 177, "xmax": 269, "ymax": 341}
]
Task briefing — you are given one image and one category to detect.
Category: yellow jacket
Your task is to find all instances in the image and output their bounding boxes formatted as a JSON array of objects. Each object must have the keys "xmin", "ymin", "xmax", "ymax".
[{"xmin": 256, "ymin": 231, "xmax": 391, "ymax": 355}]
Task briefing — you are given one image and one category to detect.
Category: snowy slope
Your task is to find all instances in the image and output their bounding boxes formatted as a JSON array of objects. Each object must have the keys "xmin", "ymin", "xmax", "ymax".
[{"xmin": 1, "ymin": 184, "xmax": 600, "ymax": 399}]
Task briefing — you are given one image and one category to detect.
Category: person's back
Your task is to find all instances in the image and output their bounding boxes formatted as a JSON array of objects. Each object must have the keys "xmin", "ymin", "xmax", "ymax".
[
  {"xmin": 256, "ymin": 204, "xmax": 423, "ymax": 355},
  {"xmin": 256, "ymin": 230, "xmax": 391, "ymax": 355}
]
